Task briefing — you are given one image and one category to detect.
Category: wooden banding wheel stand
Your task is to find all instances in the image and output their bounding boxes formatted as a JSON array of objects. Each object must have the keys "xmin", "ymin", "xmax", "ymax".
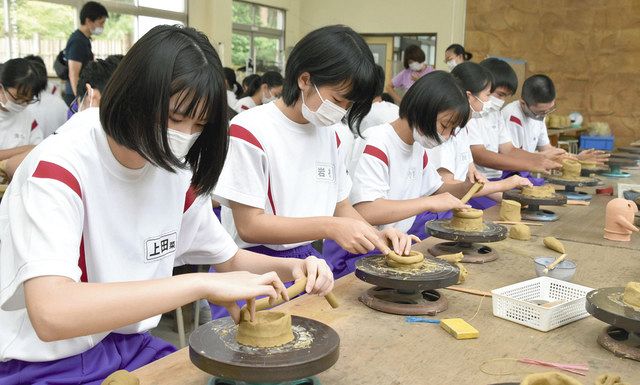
[
  {"xmin": 189, "ymin": 316, "xmax": 340, "ymax": 384},
  {"xmin": 586, "ymin": 287, "xmax": 640, "ymax": 362},
  {"xmin": 354, "ymin": 254, "xmax": 459, "ymax": 316},
  {"xmin": 425, "ymin": 216, "xmax": 508, "ymax": 263}
]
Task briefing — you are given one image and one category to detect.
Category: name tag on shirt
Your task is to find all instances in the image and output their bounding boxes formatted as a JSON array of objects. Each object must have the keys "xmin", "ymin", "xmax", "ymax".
[
  {"xmin": 145, "ymin": 232, "xmax": 177, "ymax": 262},
  {"xmin": 315, "ymin": 163, "xmax": 335, "ymax": 182}
]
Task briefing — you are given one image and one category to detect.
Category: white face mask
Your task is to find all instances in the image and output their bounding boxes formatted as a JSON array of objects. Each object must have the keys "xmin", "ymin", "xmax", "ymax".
[
  {"xmin": 262, "ymin": 89, "xmax": 276, "ymax": 104},
  {"xmin": 489, "ymin": 95, "xmax": 505, "ymax": 111},
  {"xmin": 301, "ymin": 84, "xmax": 348, "ymax": 127},
  {"xmin": 91, "ymin": 27, "xmax": 104, "ymax": 36},
  {"xmin": 0, "ymin": 87, "xmax": 27, "ymax": 114},
  {"xmin": 409, "ymin": 62, "xmax": 423, "ymax": 72},
  {"xmin": 167, "ymin": 129, "xmax": 200, "ymax": 159},
  {"xmin": 413, "ymin": 129, "xmax": 447, "ymax": 149},
  {"xmin": 446, "ymin": 60, "xmax": 458, "ymax": 71},
  {"xmin": 471, "ymin": 95, "xmax": 492, "ymax": 118}
]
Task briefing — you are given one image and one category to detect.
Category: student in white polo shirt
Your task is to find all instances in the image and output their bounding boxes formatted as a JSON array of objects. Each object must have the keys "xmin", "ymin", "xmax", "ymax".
[
  {"xmin": 350, "ymin": 65, "xmax": 400, "ymax": 175},
  {"xmin": 467, "ymin": 59, "xmax": 562, "ymax": 185},
  {"xmin": 427, "ymin": 62, "xmax": 531, "ymax": 211},
  {"xmin": 0, "ymin": 25, "xmax": 333, "ymax": 385},
  {"xmin": 213, "ymin": 26, "xmax": 414, "ymax": 311},
  {"xmin": 324, "ymin": 71, "xmax": 515, "ymax": 277},
  {"xmin": 501, "ymin": 74, "xmax": 567, "ymax": 185},
  {"xmin": 0, "ymin": 58, "xmax": 46, "ymax": 180}
]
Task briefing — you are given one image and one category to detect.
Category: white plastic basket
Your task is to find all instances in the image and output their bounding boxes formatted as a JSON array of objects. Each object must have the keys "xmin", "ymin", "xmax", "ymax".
[{"xmin": 491, "ymin": 276, "xmax": 593, "ymax": 332}]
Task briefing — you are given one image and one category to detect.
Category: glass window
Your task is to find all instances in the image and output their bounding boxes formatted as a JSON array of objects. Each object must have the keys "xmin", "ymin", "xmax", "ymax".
[
  {"xmin": 0, "ymin": 0, "xmax": 187, "ymax": 72},
  {"xmin": 139, "ymin": 0, "xmax": 185, "ymax": 13},
  {"xmin": 232, "ymin": 1, "xmax": 285, "ymax": 75},
  {"xmin": 137, "ymin": 15, "xmax": 183, "ymax": 38},
  {"xmin": 92, "ymin": 13, "xmax": 135, "ymax": 59}
]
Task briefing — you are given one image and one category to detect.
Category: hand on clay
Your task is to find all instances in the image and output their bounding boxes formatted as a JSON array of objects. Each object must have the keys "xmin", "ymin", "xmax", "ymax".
[
  {"xmin": 378, "ymin": 227, "xmax": 421, "ymax": 256},
  {"xmin": 540, "ymin": 147, "xmax": 567, "ymax": 159},
  {"xmin": 467, "ymin": 166, "xmax": 488, "ymax": 184},
  {"xmin": 329, "ymin": 217, "xmax": 394, "ymax": 255},
  {"xmin": 425, "ymin": 192, "xmax": 470, "ymax": 212},
  {"xmin": 292, "ymin": 255, "xmax": 334, "ymax": 296},
  {"xmin": 206, "ymin": 271, "xmax": 288, "ymax": 324},
  {"xmin": 577, "ymin": 149, "xmax": 610, "ymax": 165},
  {"xmin": 504, "ymin": 175, "xmax": 533, "ymax": 190},
  {"xmin": 533, "ymin": 157, "xmax": 562, "ymax": 173}
]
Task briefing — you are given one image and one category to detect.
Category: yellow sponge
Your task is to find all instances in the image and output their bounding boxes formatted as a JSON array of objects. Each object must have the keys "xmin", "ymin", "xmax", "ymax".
[{"xmin": 440, "ymin": 318, "xmax": 479, "ymax": 340}]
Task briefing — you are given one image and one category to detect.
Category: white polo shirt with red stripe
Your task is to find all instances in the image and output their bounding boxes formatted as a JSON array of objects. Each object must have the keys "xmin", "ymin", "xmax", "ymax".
[
  {"xmin": 0, "ymin": 108, "xmax": 238, "ymax": 362},
  {"xmin": 349, "ymin": 123, "xmax": 443, "ymax": 233},
  {"xmin": 427, "ymin": 126, "xmax": 473, "ymax": 182},
  {"xmin": 25, "ymin": 85, "xmax": 68, "ymax": 138},
  {"xmin": 213, "ymin": 102, "xmax": 352, "ymax": 251},
  {"xmin": 0, "ymin": 108, "xmax": 42, "ymax": 150},
  {"xmin": 466, "ymin": 111, "xmax": 514, "ymax": 179},
  {"xmin": 234, "ymin": 96, "xmax": 257, "ymax": 113},
  {"xmin": 502, "ymin": 101, "xmax": 550, "ymax": 153}
]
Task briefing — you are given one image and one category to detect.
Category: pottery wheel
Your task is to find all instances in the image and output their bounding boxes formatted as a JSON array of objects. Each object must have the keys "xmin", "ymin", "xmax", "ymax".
[
  {"xmin": 189, "ymin": 316, "xmax": 340, "ymax": 383},
  {"xmin": 617, "ymin": 146, "xmax": 640, "ymax": 154},
  {"xmin": 502, "ymin": 188, "xmax": 567, "ymax": 207},
  {"xmin": 354, "ymin": 255, "xmax": 458, "ymax": 315},
  {"xmin": 425, "ymin": 219, "xmax": 507, "ymax": 263},
  {"xmin": 545, "ymin": 176, "xmax": 599, "ymax": 200},
  {"xmin": 586, "ymin": 287, "xmax": 640, "ymax": 362},
  {"xmin": 611, "ymin": 152, "xmax": 640, "ymax": 160}
]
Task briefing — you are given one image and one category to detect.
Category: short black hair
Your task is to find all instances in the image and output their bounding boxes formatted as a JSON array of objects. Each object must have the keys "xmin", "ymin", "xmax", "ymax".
[
  {"xmin": 451, "ymin": 61, "xmax": 493, "ymax": 94},
  {"xmin": 241, "ymin": 74, "xmax": 261, "ymax": 98},
  {"xmin": 403, "ymin": 45, "xmax": 426, "ymax": 69},
  {"xmin": 446, "ymin": 44, "xmax": 473, "ymax": 61},
  {"xmin": 399, "ymin": 70, "xmax": 470, "ymax": 145},
  {"xmin": 281, "ymin": 25, "xmax": 378, "ymax": 135},
  {"xmin": 381, "ymin": 92, "xmax": 395, "ymax": 104},
  {"xmin": 223, "ymin": 67, "xmax": 242, "ymax": 98},
  {"xmin": 0, "ymin": 58, "xmax": 47, "ymax": 100},
  {"xmin": 80, "ymin": 1, "xmax": 108, "ymax": 25},
  {"xmin": 23, "ymin": 54, "xmax": 48, "ymax": 89},
  {"xmin": 76, "ymin": 55, "xmax": 121, "ymax": 99},
  {"xmin": 522, "ymin": 74, "xmax": 555, "ymax": 105},
  {"xmin": 261, "ymin": 71, "xmax": 283, "ymax": 88},
  {"xmin": 100, "ymin": 25, "xmax": 228, "ymax": 195},
  {"xmin": 480, "ymin": 58, "xmax": 518, "ymax": 95},
  {"xmin": 374, "ymin": 65, "xmax": 385, "ymax": 97}
]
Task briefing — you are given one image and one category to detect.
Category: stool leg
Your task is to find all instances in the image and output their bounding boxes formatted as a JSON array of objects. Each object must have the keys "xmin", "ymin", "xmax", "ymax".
[
  {"xmin": 194, "ymin": 301, "xmax": 200, "ymax": 331},
  {"xmin": 176, "ymin": 306, "xmax": 186, "ymax": 348}
]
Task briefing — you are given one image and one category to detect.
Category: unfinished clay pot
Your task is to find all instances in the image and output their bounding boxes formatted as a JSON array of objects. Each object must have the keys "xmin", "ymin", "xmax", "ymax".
[
  {"xmin": 561, "ymin": 159, "xmax": 581, "ymax": 179},
  {"xmin": 500, "ymin": 199, "xmax": 522, "ymax": 222},
  {"xmin": 604, "ymin": 198, "xmax": 639, "ymax": 242},
  {"xmin": 522, "ymin": 185, "xmax": 555, "ymax": 198},
  {"xmin": 236, "ymin": 311, "xmax": 294, "ymax": 348},
  {"xmin": 451, "ymin": 208, "xmax": 484, "ymax": 232},
  {"xmin": 623, "ymin": 282, "xmax": 640, "ymax": 308}
]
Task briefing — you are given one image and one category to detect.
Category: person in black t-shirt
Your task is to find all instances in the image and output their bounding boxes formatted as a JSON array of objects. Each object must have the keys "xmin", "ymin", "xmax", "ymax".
[{"xmin": 63, "ymin": 1, "xmax": 108, "ymax": 106}]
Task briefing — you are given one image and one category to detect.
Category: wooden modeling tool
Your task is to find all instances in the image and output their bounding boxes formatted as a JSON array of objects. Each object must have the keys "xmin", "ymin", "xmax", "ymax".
[
  {"xmin": 460, "ymin": 182, "xmax": 484, "ymax": 204},
  {"xmin": 543, "ymin": 254, "xmax": 567, "ymax": 274},
  {"xmin": 492, "ymin": 221, "xmax": 544, "ymax": 227}
]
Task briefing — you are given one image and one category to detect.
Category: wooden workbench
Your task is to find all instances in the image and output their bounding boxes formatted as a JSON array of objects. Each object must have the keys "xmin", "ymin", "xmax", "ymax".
[{"xmin": 134, "ymin": 173, "xmax": 640, "ymax": 385}]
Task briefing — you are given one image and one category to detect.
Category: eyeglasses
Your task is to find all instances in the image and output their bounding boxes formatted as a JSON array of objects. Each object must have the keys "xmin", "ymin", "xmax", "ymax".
[
  {"xmin": 6, "ymin": 89, "xmax": 39, "ymax": 105},
  {"xmin": 525, "ymin": 102, "xmax": 556, "ymax": 119}
]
